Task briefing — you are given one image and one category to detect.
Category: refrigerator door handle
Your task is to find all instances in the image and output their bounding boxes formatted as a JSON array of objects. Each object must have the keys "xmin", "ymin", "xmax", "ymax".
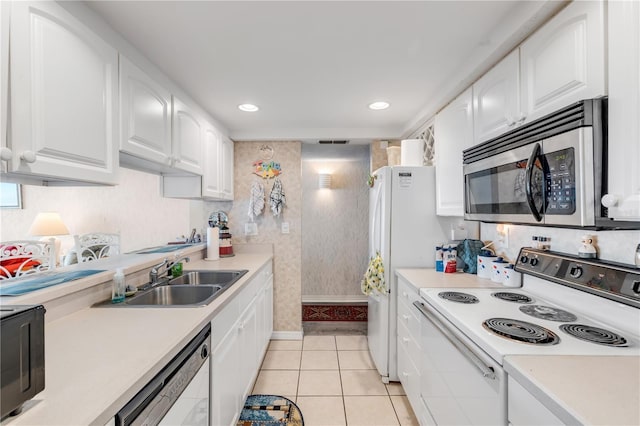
[{"xmin": 370, "ymin": 179, "xmax": 384, "ymax": 256}]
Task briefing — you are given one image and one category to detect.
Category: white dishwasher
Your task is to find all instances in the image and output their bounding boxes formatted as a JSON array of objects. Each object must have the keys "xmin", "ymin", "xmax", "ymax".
[{"xmin": 116, "ymin": 324, "xmax": 211, "ymax": 426}]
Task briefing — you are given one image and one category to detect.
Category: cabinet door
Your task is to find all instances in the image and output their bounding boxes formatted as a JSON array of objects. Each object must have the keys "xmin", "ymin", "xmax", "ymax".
[
  {"xmin": 265, "ymin": 276, "xmax": 274, "ymax": 344},
  {"xmin": 0, "ymin": 1, "xmax": 9, "ymax": 173},
  {"xmin": 520, "ymin": 0, "xmax": 605, "ymax": 124},
  {"xmin": 211, "ymin": 325, "xmax": 241, "ymax": 426},
  {"xmin": 434, "ymin": 87, "xmax": 473, "ymax": 216},
  {"xmin": 9, "ymin": 1, "xmax": 118, "ymax": 184},
  {"xmin": 172, "ymin": 97, "xmax": 203, "ymax": 175},
  {"xmin": 220, "ymin": 135, "xmax": 234, "ymax": 200},
  {"xmin": 605, "ymin": 0, "xmax": 640, "ymax": 221},
  {"xmin": 239, "ymin": 301, "xmax": 259, "ymax": 400},
  {"xmin": 202, "ymin": 125, "xmax": 222, "ymax": 198},
  {"xmin": 473, "ymin": 49, "xmax": 520, "ymax": 143},
  {"xmin": 120, "ymin": 55, "xmax": 172, "ymax": 166}
]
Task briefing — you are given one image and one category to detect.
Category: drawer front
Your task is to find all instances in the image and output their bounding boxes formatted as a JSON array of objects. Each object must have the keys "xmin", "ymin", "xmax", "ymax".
[
  {"xmin": 398, "ymin": 277, "xmax": 420, "ymax": 306},
  {"xmin": 397, "ymin": 318, "xmax": 421, "ymax": 372},
  {"xmin": 397, "ymin": 294, "xmax": 421, "ymax": 343},
  {"xmin": 397, "ymin": 333, "xmax": 420, "ymax": 407},
  {"xmin": 211, "ymin": 297, "xmax": 239, "ymax": 348}
]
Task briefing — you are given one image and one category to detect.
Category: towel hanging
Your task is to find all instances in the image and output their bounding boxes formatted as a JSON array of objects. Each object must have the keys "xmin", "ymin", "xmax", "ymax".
[
  {"xmin": 248, "ymin": 178, "xmax": 265, "ymax": 221},
  {"xmin": 269, "ymin": 177, "xmax": 286, "ymax": 217},
  {"xmin": 361, "ymin": 252, "xmax": 386, "ymax": 295}
]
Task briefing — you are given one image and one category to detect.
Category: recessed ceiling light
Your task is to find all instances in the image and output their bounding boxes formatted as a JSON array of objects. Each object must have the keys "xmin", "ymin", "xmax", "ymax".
[
  {"xmin": 238, "ymin": 103, "xmax": 259, "ymax": 112},
  {"xmin": 368, "ymin": 101, "xmax": 390, "ymax": 110}
]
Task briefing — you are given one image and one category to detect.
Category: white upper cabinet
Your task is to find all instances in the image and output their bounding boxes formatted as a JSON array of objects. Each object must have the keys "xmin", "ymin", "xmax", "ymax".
[
  {"xmin": 434, "ymin": 87, "xmax": 474, "ymax": 217},
  {"xmin": 171, "ymin": 96, "xmax": 203, "ymax": 175},
  {"xmin": 8, "ymin": 1, "xmax": 118, "ymax": 185},
  {"xmin": 604, "ymin": 0, "xmax": 640, "ymax": 221},
  {"xmin": 220, "ymin": 135, "xmax": 234, "ymax": 199},
  {"xmin": 202, "ymin": 125, "xmax": 222, "ymax": 198},
  {"xmin": 119, "ymin": 55, "xmax": 172, "ymax": 166},
  {"xmin": 473, "ymin": 50, "xmax": 520, "ymax": 143},
  {"xmin": 520, "ymin": 0, "xmax": 605, "ymax": 124},
  {"xmin": 1, "ymin": 1, "xmax": 9, "ymax": 174}
]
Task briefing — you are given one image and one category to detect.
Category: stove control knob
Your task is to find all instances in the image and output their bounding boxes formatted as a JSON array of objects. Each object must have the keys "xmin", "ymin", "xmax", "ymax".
[
  {"xmin": 530, "ymin": 258, "xmax": 539, "ymax": 266},
  {"xmin": 520, "ymin": 255, "xmax": 529, "ymax": 264},
  {"xmin": 569, "ymin": 266, "xmax": 583, "ymax": 278}
]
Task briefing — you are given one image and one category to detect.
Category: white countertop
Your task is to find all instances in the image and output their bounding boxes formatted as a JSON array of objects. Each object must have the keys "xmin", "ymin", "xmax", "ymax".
[
  {"xmin": 396, "ymin": 268, "xmax": 503, "ymax": 290},
  {"xmin": 505, "ymin": 355, "xmax": 640, "ymax": 426},
  {"xmin": 2, "ymin": 250, "xmax": 272, "ymax": 426}
]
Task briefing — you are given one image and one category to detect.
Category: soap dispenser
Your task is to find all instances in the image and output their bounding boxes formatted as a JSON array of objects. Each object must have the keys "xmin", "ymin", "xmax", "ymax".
[{"xmin": 112, "ymin": 268, "xmax": 126, "ymax": 303}]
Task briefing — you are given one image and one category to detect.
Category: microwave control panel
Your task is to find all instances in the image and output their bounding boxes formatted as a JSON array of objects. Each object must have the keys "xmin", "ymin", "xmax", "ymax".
[{"xmin": 545, "ymin": 148, "xmax": 576, "ymax": 215}]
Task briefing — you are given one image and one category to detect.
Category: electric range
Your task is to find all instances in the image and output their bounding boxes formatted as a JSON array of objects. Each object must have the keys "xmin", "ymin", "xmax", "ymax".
[{"xmin": 419, "ymin": 248, "xmax": 640, "ymax": 364}]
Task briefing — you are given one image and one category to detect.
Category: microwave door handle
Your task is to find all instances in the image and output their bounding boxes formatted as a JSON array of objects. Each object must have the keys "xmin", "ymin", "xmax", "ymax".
[{"xmin": 525, "ymin": 142, "xmax": 543, "ymax": 222}]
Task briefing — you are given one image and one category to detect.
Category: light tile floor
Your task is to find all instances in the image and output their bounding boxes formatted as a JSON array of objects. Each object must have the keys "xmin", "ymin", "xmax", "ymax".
[{"xmin": 252, "ymin": 335, "xmax": 419, "ymax": 426}]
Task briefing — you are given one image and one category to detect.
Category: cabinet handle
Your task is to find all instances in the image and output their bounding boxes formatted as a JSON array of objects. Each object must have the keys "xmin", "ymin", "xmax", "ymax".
[
  {"xmin": 505, "ymin": 115, "xmax": 516, "ymax": 127},
  {"xmin": 402, "ymin": 372, "xmax": 409, "ymax": 378},
  {"xmin": 402, "ymin": 291, "xmax": 408, "ymax": 298},
  {"xmin": 0, "ymin": 147, "xmax": 12, "ymax": 161},
  {"xmin": 601, "ymin": 194, "xmax": 619, "ymax": 208},
  {"xmin": 402, "ymin": 337, "xmax": 410, "ymax": 344},
  {"xmin": 238, "ymin": 321, "xmax": 245, "ymax": 331},
  {"xmin": 20, "ymin": 150, "xmax": 36, "ymax": 163},
  {"xmin": 402, "ymin": 314, "xmax": 410, "ymax": 321}
]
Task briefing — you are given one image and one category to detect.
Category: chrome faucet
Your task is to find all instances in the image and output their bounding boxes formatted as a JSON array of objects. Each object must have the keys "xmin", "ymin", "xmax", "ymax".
[{"xmin": 148, "ymin": 258, "xmax": 169, "ymax": 285}]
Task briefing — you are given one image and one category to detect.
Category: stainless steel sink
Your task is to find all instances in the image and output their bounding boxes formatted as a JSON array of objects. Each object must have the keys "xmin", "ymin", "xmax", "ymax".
[
  {"xmin": 168, "ymin": 269, "xmax": 248, "ymax": 286},
  {"xmin": 124, "ymin": 285, "xmax": 223, "ymax": 306}
]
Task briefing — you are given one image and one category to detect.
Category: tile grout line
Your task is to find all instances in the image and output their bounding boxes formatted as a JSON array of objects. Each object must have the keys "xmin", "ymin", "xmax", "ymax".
[{"xmin": 335, "ymin": 336, "xmax": 350, "ymax": 425}]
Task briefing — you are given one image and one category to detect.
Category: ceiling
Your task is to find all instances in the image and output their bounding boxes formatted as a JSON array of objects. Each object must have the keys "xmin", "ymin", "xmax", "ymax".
[{"xmin": 85, "ymin": 1, "xmax": 565, "ymax": 143}]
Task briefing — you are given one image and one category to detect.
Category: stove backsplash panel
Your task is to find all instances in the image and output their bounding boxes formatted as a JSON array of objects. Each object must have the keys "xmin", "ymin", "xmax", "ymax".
[{"xmin": 481, "ymin": 223, "xmax": 640, "ymax": 265}]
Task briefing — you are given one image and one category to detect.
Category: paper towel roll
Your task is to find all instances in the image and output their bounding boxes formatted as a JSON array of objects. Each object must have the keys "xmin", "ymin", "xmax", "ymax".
[
  {"xmin": 401, "ymin": 139, "xmax": 424, "ymax": 166},
  {"xmin": 206, "ymin": 227, "xmax": 219, "ymax": 260}
]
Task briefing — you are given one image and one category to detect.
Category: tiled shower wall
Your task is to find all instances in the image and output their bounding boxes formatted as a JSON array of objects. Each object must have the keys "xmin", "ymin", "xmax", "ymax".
[{"xmin": 301, "ymin": 145, "xmax": 370, "ymax": 302}]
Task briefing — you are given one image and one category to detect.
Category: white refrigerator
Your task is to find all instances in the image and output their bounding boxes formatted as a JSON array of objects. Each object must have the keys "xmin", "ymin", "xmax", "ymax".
[{"xmin": 368, "ymin": 166, "xmax": 448, "ymax": 382}]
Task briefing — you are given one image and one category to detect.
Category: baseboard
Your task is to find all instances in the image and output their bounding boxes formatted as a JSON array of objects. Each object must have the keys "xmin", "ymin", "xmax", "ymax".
[
  {"xmin": 302, "ymin": 295, "xmax": 367, "ymax": 304},
  {"xmin": 270, "ymin": 330, "xmax": 304, "ymax": 340}
]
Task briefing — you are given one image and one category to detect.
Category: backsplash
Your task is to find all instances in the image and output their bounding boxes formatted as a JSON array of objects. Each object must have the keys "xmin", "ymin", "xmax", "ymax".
[
  {"xmin": 0, "ymin": 168, "xmax": 191, "ymax": 253},
  {"xmin": 481, "ymin": 222, "xmax": 640, "ymax": 265}
]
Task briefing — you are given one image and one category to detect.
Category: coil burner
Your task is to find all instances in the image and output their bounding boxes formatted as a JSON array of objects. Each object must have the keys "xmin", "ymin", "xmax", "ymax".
[
  {"xmin": 438, "ymin": 291, "xmax": 479, "ymax": 304},
  {"xmin": 491, "ymin": 292, "xmax": 533, "ymax": 304},
  {"xmin": 519, "ymin": 305, "xmax": 578, "ymax": 322},
  {"xmin": 559, "ymin": 324, "xmax": 628, "ymax": 347},
  {"xmin": 483, "ymin": 318, "xmax": 559, "ymax": 345}
]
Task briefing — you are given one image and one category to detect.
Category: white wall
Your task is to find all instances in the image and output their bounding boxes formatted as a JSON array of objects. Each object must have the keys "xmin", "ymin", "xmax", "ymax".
[
  {"xmin": 0, "ymin": 168, "xmax": 191, "ymax": 254},
  {"xmin": 481, "ymin": 222, "xmax": 640, "ymax": 265}
]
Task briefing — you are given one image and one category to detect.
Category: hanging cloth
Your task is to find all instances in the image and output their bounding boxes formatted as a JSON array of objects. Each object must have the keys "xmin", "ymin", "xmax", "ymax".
[
  {"xmin": 269, "ymin": 177, "xmax": 286, "ymax": 217},
  {"xmin": 361, "ymin": 252, "xmax": 386, "ymax": 295},
  {"xmin": 248, "ymin": 179, "xmax": 265, "ymax": 221}
]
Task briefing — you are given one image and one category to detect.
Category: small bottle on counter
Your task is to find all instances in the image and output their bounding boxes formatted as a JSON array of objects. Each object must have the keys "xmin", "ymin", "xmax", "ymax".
[
  {"xmin": 435, "ymin": 244, "xmax": 444, "ymax": 272},
  {"xmin": 112, "ymin": 268, "xmax": 126, "ymax": 303}
]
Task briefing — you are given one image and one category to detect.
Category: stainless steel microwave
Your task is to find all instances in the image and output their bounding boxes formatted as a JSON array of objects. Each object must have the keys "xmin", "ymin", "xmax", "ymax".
[{"xmin": 463, "ymin": 98, "xmax": 606, "ymax": 227}]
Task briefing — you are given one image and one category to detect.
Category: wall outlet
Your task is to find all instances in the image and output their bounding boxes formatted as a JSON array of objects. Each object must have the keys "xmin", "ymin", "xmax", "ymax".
[
  {"xmin": 281, "ymin": 222, "xmax": 290, "ymax": 234},
  {"xmin": 245, "ymin": 223, "xmax": 258, "ymax": 236}
]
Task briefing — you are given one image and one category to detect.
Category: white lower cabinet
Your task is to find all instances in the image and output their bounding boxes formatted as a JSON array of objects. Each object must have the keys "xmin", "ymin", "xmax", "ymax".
[
  {"xmin": 508, "ymin": 377, "xmax": 563, "ymax": 426},
  {"xmin": 210, "ymin": 263, "xmax": 273, "ymax": 426},
  {"xmin": 396, "ymin": 277, "xmax": 427, "ymax": 422}
]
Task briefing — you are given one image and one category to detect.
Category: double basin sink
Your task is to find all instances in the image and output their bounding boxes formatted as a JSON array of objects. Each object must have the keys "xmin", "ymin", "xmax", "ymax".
[{"xmin": 122, "ymin": 270, "xmax": 248, "ymax": 307}]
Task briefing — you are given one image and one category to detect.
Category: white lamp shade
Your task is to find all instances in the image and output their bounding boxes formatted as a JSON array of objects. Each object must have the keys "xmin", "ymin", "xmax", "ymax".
[
  {"xmin": 28, "ymin": 212, "xmax": 70, "ymax": 236},
  {"xmin": 318, "ymin": 173, "xmax": 332, "ymax": 189}
]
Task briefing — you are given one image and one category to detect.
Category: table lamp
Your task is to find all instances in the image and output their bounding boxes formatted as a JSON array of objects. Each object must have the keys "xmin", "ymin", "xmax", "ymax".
[{"xmin": 28, "ymin": 212, "xmax": 70, "ymax": 265}]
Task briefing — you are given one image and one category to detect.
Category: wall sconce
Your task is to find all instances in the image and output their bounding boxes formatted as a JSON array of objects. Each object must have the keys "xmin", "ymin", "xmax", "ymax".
[{"xmin": 318, "ymin": 173, "xmax": 332, "ymax": 189}]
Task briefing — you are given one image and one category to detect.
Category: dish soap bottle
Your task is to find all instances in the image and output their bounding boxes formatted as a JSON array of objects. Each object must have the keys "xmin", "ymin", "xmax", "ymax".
[
  {"xmin": 112, "ymin": 268, "xmax": 126, "ymax": 303},
  {"xmin": 171, "ymin": 253, "xmax": 184, "ymax": 278}
]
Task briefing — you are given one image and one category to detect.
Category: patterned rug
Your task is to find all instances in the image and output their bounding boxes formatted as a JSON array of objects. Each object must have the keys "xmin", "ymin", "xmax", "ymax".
[
  {"xmin": 302, "ymin": 304, "xmax": 367, "ymax": 321},
  {"xmin": 237, "ymin": 395, "xmax": 304, "ymax": 426}
]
